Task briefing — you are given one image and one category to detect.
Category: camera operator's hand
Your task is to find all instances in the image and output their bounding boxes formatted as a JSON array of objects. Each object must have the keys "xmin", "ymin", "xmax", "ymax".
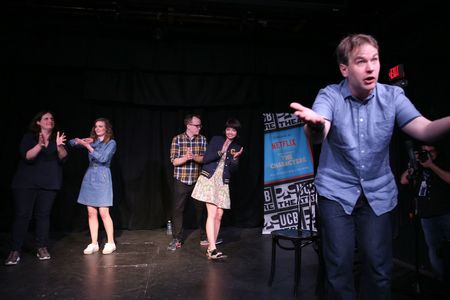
[
  {"xmin": 419, "ymin": 155, "xmax": 433, "ymax": 169},
  {"xmin": 422, "ymin": 158, "xmax": 450, "ymax": 184},
  {"xmin": 400, "ymin": 167, "xmax": 417, "ymax": 185},
  {"xmin": 402, "ymin": 145, "xmax": 450, "ymax": 185}
]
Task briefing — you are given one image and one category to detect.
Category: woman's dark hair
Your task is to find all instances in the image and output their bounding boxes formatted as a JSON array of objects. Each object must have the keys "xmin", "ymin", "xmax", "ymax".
[
  {"xmin": 225, "ymin": 118, "xmax": 241, "ymax": 131},
  {"xmin": 90, "ymin": 117, "xmax": 114, "ymax": 143},
  {"xmin": 224, "ymin": 118, "xmax": 241, "ymax": 139},
  {"xmin": 29, "ymin": 110, "xmax": 57, "ymax": 140}
]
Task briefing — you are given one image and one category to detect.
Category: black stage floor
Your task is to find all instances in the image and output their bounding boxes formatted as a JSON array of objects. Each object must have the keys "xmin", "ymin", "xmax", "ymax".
[{"xmin": 0, "ymin": 227, "xmax": 446, "ymax": 299}]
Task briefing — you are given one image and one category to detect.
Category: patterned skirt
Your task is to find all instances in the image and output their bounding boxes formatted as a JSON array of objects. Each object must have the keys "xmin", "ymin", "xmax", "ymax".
[{"xmin": 192, "ymin": 158, "xmax": 230, "ymax": 209}]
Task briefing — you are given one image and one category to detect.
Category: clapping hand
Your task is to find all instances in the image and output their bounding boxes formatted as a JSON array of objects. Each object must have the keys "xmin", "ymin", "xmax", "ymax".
[
  {"xmin": 82, "ymin": 137, "xmax": 94, "ymax": 144},
  {"xmin": 56, "ymin": 131, "xmax": 66, "ymax": 147},
  {"xmin": 185, "ymin": 147, "xmax": 194, "ymax": 161},
  {"xmin": 39, "ymin": 133, "xmax": 46, "ymax": 147},
  {"xmin": 74, "ymin": 137, "xmax": 89, "ymax": 148},
  {"xmin": 232, "ymin": 147, "xmax": 244, "ymax": 159},
  {"xmin": 221, "ymin": 140, "xmax": 231, "ymax": 154},
  {"xmin": 75, "ymin": 137, "xmax": 94, "ymax": 145}
]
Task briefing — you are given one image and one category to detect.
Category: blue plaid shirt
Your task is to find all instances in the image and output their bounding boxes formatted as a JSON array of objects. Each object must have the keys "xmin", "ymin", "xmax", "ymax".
[{"xmin": 313, "ymin": 79, "xmax": 421, "ymax": 216}]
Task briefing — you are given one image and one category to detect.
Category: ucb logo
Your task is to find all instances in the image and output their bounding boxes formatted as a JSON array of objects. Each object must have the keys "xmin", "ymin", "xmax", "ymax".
[{"xmin": 279, "ymin": 212, "xmax": 298, "ymax": 226}]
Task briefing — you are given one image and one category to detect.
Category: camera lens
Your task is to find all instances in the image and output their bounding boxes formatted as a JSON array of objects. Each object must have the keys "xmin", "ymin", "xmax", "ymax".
[{"xmin": 418, "ymin": 150, "xmax": 429, "ymax": 163}]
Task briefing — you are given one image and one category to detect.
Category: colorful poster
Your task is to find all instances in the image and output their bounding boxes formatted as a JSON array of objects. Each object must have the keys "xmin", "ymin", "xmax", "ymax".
[
  {"xmin": 264, "ymin": 127, "xmax": 314, "ymax": 185},
  {"xmin": 263, "ymin": 113, "xmax": 318, "ymax": 234}
]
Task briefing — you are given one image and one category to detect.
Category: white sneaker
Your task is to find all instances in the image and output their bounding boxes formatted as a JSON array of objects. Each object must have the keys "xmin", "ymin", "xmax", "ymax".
[
  {"xmin": 102, "ymin": 243, "xmax": 116, "ymax": 254},
  {"xmin": 83, "ymin": 243, "xmax": 99, "ymax": 255}
]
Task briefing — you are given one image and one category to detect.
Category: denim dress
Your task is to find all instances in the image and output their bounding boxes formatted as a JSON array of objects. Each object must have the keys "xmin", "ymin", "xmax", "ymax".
[{"xmin": 70, "ymin": 139, "xmax": 117, "ymax": 207}]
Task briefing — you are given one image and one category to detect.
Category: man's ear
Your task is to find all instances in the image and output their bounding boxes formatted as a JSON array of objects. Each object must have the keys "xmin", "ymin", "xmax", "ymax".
[{"xmin": 339, "ymin": 63, "xmax": 348, "ymax": 78}]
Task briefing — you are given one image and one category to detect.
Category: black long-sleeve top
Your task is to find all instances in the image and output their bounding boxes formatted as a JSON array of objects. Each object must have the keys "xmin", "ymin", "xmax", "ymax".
[{"xmin": 11, "ymin": 132, "xmax": 66, "ymax": 190}]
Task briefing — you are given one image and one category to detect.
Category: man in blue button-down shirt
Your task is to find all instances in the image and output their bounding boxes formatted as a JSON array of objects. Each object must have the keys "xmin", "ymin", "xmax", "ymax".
[{"xmin": 291, "ymin": 34, "xmax": 450, "ymax": 300}]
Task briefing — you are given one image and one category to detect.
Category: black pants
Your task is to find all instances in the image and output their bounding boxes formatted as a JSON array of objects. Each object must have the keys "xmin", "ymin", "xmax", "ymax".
[
  {"xmin": 171, "ymin": 179, "xmax": 206, "ymax": 241},
  {"xmin": 11, "ymin": 188, "xmax": 57, "ymax": 251}
]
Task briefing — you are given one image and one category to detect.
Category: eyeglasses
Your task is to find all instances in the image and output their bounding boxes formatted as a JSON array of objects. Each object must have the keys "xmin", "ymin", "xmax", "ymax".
[{"xmin": 189, "ymin": 123, "xmax": 202, "ymax": 129}]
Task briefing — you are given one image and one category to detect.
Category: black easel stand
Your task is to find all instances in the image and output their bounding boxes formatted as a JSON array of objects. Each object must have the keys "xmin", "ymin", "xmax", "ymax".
[
  {"xmin": 441, "ymin": 240, "xmax": 450, "ymax": 289},
  {"xmin": 406, "ymin": 169, "xmax": 422, "ymax": 295}
]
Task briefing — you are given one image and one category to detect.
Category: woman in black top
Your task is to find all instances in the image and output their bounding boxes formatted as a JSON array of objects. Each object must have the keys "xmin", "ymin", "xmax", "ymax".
[{"xmin": 4, "ymin": 111, "xmax": 67, "ymax": 266}]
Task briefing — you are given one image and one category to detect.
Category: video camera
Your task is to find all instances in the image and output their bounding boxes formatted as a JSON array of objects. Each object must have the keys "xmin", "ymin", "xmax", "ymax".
[{"xmin": 417, "ymin": 150, "xmax": 430, "ymax": 163}]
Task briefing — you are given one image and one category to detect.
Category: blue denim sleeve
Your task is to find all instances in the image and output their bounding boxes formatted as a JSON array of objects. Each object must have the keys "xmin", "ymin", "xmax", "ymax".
[{"xmin": 91, "ymin": 140, "xmax": 117, "ymax": 163}]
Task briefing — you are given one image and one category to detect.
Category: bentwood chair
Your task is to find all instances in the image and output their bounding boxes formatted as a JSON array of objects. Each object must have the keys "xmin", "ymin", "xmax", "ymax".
[{"xmin": 267, "ymin": 196, "xmax": 323, "ymax": 298}]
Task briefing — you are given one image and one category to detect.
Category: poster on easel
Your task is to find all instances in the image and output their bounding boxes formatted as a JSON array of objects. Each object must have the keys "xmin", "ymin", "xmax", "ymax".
[{"xmin": 263, "ymin": 113, "xmax": 318, "ymax": 234}]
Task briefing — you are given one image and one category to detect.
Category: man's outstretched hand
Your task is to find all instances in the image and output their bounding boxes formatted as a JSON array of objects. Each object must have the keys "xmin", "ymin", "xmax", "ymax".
[{"xmin": 290, "ymin": 102, "xmax": 325, "ymax": 126}]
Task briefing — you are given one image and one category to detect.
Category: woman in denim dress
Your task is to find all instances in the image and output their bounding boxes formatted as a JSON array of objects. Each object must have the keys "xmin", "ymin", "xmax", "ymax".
[{"xmin": 69, "ymin": 118, "xmax": 117, "ymax": 255}]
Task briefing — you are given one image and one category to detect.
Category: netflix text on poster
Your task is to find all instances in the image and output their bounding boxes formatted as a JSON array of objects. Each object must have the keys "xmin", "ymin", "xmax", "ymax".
[{"xmin": 264, "ymin": 127, "xmax": 314, "ymax": 185}]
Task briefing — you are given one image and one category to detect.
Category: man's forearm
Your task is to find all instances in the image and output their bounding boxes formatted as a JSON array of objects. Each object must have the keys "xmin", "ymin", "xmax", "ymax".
[{"xmin": 304, "ymin": 123, "xmax": 325, "ymax": 144}]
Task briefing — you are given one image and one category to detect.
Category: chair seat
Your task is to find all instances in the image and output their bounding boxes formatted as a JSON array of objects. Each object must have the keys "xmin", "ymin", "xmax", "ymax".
[
  {"xmin": 272, "ymin": 228, "xmax": 319, "ymax": 240},
  {"xmin": 271, "ymin": 228, "xmax": 319, "ymax": 251}
]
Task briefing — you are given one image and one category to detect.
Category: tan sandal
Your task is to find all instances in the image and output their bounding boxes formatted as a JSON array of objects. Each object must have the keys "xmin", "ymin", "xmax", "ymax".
[{"xmin": 207, "ymin": 249, "xmax": 226, "ymax": 260}]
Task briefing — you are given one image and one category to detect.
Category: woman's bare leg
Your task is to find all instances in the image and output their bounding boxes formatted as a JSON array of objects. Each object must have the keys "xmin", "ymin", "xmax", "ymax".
[
  {"xmin": 87, "ymin": 206, "xmax": 99, "ymax": 244},
  {"xmin": 99, "ymin": 207, "xmax": 114, "ymax": 244}
]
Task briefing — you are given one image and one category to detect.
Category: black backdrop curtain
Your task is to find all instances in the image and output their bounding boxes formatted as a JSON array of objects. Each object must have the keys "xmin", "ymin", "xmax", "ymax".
[
  {"xmin": 1, "ymin": 28, "xmax": 334, "ymax": 232},
  {"xmin": 1, "ymin": 12, "xmax": 449, "ymax": 237}
]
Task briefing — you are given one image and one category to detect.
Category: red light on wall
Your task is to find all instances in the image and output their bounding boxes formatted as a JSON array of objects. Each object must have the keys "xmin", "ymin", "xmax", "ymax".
[{"xmin": 388, "ymin": 64, "xmax": 405, "ymax": 81}]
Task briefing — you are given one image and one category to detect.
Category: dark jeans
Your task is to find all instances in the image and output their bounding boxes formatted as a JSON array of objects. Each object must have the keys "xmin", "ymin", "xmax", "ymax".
[
  {"xmin": 318, "ymin": 195, "xmax": 393, "ymax": 300},
  {"xmin": 171, "ymin": 179, "xmax": 206, "ymax": 241},
  {"xmin": 421, "ymin": 213, "xmax": 450, "ymax": 280},
  {"xmin": 11, "ymin": 188, "xmax": 58, "ymax": 251}
]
